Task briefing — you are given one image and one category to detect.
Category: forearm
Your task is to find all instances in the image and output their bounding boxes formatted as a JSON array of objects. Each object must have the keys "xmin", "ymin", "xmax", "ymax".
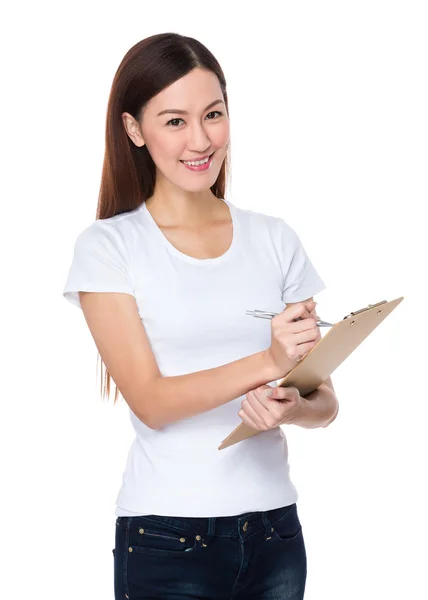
[
  {"xmin": 142, "ymin": 350, "xmax": 294, "ymax": 429},
  {"xmin": 287, "ymin": 383, "xmax": 339, "ymax": 429}
]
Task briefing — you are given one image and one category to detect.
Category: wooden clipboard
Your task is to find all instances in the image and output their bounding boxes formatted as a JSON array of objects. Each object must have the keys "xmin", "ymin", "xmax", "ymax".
[{"xmin": 218, "ymin": 296, "xmax": 404, "ymax": 450}]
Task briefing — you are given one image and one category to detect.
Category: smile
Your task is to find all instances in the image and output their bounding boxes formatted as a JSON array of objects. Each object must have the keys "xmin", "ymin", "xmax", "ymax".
[{"xmin": 180, "ymin": 152, "xmax": 215, "ymax": 172}]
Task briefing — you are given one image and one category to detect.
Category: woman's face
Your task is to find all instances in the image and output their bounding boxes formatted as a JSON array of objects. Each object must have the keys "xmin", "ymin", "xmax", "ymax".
[{"xmin": 123, "ymin": 68, "xmax": 230, "ymax": 192}]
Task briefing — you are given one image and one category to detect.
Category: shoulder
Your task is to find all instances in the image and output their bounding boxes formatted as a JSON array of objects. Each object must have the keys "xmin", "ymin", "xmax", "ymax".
[
  {"xmin": 73, "ymin": 219, "xmax": 121, "ymax": 255},
  {"xmin": 74, "ymin": 205, "xmax": 144, "ymax": 255}
]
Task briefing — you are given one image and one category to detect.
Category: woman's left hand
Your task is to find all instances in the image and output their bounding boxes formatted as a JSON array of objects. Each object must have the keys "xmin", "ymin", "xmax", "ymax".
[{"xmin": 238, "ymin": 385, "xmax": 307, "ymax": 431}]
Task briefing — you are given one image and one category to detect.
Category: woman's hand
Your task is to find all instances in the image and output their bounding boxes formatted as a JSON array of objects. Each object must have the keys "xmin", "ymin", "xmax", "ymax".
[
  {"xmin": 267, "ymin": 301, "xmax": 319, "ymax": 376},
  {"xmin": 238, "ymin": 384, "xmax": 307, "ymax": 431}
]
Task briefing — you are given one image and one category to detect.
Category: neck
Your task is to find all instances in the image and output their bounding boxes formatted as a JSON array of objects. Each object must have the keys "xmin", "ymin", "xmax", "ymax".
[{"xmin": 145, "ymin": 187, "xmax": 225, "ymax": 228}]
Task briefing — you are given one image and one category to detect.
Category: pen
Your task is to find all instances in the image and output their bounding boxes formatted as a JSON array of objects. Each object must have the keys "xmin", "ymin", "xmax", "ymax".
[{"xmin": 245, "ymin": 309, "xmax": 334, "ymax": 327}]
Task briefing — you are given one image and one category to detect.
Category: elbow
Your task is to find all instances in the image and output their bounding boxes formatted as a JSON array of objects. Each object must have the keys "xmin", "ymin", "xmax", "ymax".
[
  {"xmin": 124, "ymin": 378, "xmax": 167, "ymax": 430},
  {"xmin": 137, "ymin": 409, "xmax": 177, "ymax": 431},
  {"xmin": 122, "ymin": 394, "xmax": 164, "ymax": 431},
  {"xmin": 137, "ymin": 414, "xmax": 159, "ymax": 430},
  {"xmin": 323, "ymin": 399, "xmax": 339, "ymax": 428},
  {"xmin": 134, "ymin": 407, "xmax": 164, "ymax": 430}
]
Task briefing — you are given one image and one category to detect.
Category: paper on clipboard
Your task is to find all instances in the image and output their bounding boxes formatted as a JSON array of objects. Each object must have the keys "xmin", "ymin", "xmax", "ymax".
[{"xmin": 218, "ymin": 296, "xmax": 404, "ymax": 450}]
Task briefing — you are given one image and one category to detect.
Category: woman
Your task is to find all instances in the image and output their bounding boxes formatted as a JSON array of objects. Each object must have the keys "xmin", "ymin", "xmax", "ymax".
[{"xmin": 63, "ymin": 32, "xmax": 339, "ymax": 600}]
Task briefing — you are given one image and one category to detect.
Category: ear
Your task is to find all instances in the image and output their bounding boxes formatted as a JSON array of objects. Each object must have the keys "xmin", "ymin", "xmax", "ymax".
[{"xmin": 122, "ymin": 112, "xmax": 145, "ymax": 148}]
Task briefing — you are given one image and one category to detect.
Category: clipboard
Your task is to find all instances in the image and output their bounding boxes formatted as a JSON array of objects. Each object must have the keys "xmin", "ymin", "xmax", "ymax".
[{"xmin": 218, "ymin": 296, "xmax": 404, "ymax": 450}]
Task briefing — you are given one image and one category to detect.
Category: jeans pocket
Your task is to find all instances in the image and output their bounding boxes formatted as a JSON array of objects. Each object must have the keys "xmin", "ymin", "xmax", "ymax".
[
  {"xmin": 271, "ymin": 504, "xmax": 303, "ymax": 542},
  {"xmin": 128, "ymin": 516, "xmax": 197, "ymax": 556}
]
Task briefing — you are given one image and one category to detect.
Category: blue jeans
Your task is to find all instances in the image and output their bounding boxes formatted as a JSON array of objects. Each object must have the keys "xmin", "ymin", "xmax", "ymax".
[{"xmin": 113, "ymin": 502, "xmax": 307, "ymax": 599}]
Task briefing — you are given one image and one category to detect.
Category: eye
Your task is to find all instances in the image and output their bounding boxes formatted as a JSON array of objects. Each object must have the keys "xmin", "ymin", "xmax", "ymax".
[
  {"xmin": 166, "ymin": 118, "xmax": 185, "ymax": 127},
  {"xmin": 166, "ymin": 111, "xmax": 223, "ymax": 127},
  {"xmin": 206, "ymin": 110, "xmax": 223, "ymax": 120}
]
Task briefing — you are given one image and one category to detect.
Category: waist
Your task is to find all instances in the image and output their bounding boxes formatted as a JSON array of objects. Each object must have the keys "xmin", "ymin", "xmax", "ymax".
[
  {"xmin": 116, "ymin": 503, "xmax": 297, "ymax": 538},
  {"xmin": 116, "ymin": 427, "xmax": 295, "ymax": 516}
]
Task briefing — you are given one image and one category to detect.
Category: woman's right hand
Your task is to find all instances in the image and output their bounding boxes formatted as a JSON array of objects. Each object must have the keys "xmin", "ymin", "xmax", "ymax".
[{"xmin": 267, "ymin": 300, "xmax": 320, "ymax": 376}]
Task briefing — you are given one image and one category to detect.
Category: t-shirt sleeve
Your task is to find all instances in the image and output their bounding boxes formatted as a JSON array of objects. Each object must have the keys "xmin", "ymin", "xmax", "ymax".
[
  {"xmin": 63, "ymin": 221, "xmax": 135, "ymax": 310},
  {"xmin": 279, "ymin": 219, "xmax": 327, "ymax": 304}
]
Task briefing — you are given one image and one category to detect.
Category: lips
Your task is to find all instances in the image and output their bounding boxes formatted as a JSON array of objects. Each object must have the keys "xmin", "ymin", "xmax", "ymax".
[{"xmin": 180, "ymin": 152, "xmax": 214, "ymax": 163}]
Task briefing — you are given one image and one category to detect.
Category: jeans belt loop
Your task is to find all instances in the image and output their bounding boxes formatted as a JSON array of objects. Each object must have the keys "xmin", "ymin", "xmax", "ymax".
[
  {"xmin": 261, "ymin": 512, "xmax": 273, "ymax": 541},
  {"xmin": 202, "ymin": 517, "xmax": 216, "ymax": 547}
]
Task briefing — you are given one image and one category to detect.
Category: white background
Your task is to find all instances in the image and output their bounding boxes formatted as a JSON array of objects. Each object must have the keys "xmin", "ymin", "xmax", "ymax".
[{"xmin": 1, "ymin": 1, "xmax": 426, "ymax": 599}]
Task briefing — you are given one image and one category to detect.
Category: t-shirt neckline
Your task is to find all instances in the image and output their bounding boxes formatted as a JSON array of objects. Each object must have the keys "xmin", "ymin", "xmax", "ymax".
[{"xmin": 141, "ymin": 198, "xmax": 238, "ymax": 266}]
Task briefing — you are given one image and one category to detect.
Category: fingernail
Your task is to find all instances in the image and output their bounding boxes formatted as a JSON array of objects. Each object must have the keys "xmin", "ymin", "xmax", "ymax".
[{"xmin": 264, "ymin": 389, "xmax": 273, "ymax": 397}]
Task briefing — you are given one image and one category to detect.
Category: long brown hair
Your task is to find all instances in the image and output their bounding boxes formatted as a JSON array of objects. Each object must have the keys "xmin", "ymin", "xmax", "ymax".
[{"xmin": 95, "ymin": 32, "xmax": 231, "ymax": 403}]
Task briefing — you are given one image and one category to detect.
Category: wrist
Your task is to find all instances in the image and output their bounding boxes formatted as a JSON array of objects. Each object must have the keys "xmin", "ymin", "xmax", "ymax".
[
  {"xmin": 261, "ymin": 349, "xmax": 299, "ymax": 382},
  {"xmin": 259, "ymin": 349, "xmax": 284, "ymax": 381},
  {"xmin": 291, "ymin": 389, "xmax": 337, "ymax": 429}
]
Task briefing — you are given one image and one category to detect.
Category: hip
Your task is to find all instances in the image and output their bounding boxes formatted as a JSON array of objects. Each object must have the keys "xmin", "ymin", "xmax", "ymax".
[{"xmin": 112, "ymin": 503, "xmax": 307, "ymax": 599}]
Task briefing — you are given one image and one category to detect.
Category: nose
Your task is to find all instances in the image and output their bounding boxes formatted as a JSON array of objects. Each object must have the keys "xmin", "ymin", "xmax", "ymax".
[{"xmin": 187, "ymin": 121, "xmax": 211, "ymax": 153}]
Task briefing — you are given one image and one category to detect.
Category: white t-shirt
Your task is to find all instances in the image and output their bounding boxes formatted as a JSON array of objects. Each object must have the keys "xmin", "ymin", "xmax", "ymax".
[{"xmin": 63, "ymin": 198, "xmax": 326, "ymax": 517}]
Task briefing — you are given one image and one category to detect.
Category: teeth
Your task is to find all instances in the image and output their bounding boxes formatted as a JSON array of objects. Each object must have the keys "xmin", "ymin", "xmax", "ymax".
[{"xmin": 183, "ymin": 156, "xmax": 210, "ymax": 166}]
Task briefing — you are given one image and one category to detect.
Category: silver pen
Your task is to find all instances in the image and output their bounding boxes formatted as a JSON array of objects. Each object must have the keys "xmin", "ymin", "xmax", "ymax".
[{"xmin": 245, "ymin": 309, "xmax": 334, "ymax": 327}]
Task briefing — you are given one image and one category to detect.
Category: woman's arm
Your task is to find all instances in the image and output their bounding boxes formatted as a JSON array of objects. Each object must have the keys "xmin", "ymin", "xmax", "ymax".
[
  {"xmin": 146, "ymin": 350, "xmax": 282, "ymax": 429},
  {"xmin": 79, "ymin": 291, "xmax": 297, "ymax": 429},
  {"xmin": 238, "ymin": 376, "xmax": 339, "ymax": 431},
  {"xmin": 290, "ymin": 377, "xmax": 339, "ymax": 429}
]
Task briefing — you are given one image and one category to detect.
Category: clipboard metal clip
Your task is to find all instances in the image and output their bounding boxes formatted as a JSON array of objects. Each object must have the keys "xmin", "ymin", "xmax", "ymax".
[{"xmin": 344, "ymin": 300, "xmax": 388, "ymax": 320}]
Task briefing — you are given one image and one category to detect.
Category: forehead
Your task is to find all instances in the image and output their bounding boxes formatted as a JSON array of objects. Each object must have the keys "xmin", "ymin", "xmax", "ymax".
[{"xmin": 147, "ymin": 68, "xmax": 223, "ymax": 113}]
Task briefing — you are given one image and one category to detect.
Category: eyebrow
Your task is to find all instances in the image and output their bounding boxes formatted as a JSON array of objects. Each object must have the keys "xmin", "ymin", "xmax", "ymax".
[{"xmin": 157, "ymin": 99, "xmax": 224, "ymax": 117}]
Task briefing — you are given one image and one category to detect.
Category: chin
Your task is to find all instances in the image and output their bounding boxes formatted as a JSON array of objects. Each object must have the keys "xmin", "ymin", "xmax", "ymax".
[{"xmin": 180, "ymin": 181, "xmax": 218, "ymax": 193}]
